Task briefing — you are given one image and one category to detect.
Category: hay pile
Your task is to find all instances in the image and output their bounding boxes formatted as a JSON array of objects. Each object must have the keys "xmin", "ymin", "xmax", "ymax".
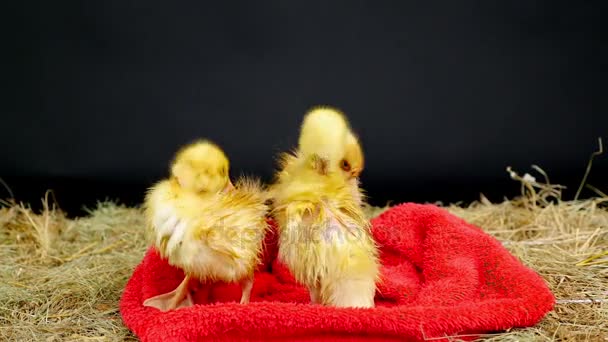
[{"xmin": 0, "ymin": 168, "xmax": 606, "ymax": 341}]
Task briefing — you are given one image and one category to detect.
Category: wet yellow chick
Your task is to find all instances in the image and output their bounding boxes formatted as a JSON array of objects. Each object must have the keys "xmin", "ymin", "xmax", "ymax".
[
  {"xmin": 143, "ymin": 140, "xmax": 269, "ymax": 312},
  {"xmin": 270, "ymin": 106, "xmax": 379, "ymax": 308}
]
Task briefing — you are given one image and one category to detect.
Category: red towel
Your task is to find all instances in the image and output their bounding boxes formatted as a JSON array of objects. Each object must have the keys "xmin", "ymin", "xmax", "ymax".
[{"xmin": 120, "ymin": 203, "xmax": 554, "ymax": 341}]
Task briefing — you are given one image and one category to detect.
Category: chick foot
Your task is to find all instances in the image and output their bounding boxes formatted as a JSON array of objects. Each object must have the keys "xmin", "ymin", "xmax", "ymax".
[
  {"xmin": 143, "ymin": 274, "xmax": 194, "ymax": 311},
  {"xmin": 309, "ymin": 285, "xmax": 321, "ymax": 305},
  {"xmin": 239, "ymin": 277, "xmax": 254, "ymax": 304}
]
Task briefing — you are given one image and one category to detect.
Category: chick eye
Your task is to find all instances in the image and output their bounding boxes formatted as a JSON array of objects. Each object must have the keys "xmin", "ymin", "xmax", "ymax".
[{"xmin": 340, "ymin": 159, "xmax": 351, "ymax": 172}]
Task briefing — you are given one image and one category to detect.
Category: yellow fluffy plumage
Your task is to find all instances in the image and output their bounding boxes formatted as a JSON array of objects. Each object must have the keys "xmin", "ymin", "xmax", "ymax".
[
  {"xmin": 270, "ymin": 106, "xmax": 380, "ymax": 308},
  {"xmin": 142, "ymin": 140, "xmax": 269, "ymax": 311}
]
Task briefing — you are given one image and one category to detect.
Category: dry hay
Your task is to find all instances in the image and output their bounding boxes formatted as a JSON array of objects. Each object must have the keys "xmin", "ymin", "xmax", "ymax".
[
  {"xmin": 0, "ymin": 167, "xmax": 606, "ymax": 341},
  {"xmin": 0, "ymin": 194, "xmax": 144, "ymax": 341}
]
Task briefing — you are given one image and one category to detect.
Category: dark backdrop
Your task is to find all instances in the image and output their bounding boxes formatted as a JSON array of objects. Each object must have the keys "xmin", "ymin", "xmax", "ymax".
[{"xmin": 4, "ymin": 1, "xmax": 607, "ymax": 217}]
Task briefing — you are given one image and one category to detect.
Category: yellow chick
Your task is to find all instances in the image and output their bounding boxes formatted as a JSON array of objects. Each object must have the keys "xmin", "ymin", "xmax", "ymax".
[
  {"xmin": 269, "ymin": 106, "xmax": 379, "ymax": 308},
  {"xmin": 143, "ymin": 140, "xmax": 269, "ymax": 311}
]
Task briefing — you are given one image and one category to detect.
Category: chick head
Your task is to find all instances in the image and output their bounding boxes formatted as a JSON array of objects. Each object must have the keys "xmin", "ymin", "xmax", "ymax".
[
  {"xmin": 170, "ymin": 140, "xmax": 232, "ymax": 193},
  {"xmin": 298, "ymin": 106, "xmax": 349, "ymax": 170},
  {"xmin": 298, "ymin": 106, "xmax": 364, "ymax": 179}
]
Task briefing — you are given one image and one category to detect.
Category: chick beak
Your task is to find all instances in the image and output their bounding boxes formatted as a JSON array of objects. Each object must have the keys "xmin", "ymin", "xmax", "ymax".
[{"xmin": 223, "ymin": 180, "xmax": 235, "ymax": 193}]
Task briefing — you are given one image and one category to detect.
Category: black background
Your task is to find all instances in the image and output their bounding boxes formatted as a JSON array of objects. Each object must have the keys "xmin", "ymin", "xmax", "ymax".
[{"xmin": 4, "ymin": 1, "xmax": 607, "ymax": 217}]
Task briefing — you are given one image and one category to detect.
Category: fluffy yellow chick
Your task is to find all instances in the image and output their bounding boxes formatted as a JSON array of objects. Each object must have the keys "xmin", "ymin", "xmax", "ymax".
[
  {"xmin": 270, "ymin": 106, "xmax": 379, "ymax": 308},
  {"xmin": 143, "ymin": 140, "xmax": 269, "ymax": 311}
]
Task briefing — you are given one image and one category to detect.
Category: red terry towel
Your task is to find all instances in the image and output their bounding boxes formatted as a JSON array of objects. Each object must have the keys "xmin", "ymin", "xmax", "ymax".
[{"xmin": 120, "ymin": 203, "xmax": 554, "ymax": 341}]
